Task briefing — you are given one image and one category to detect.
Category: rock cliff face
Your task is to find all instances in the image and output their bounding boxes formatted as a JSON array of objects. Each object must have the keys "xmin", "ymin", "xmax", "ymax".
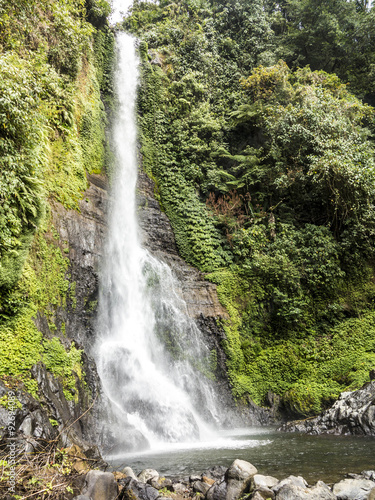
[
  {"xmin": 12, "ymin": 173, "xmax": 112, "ymax": 452},
  {"xmin": 49, "ymin": 173, "xmax": 108, "ymax": 351},
  {"xmin": 13, "ymin": 167, "xmax": 270, "ymax": 456},
  {"xmin": 280, "ymin": 381, "xmax": 375, "ymax": 436}
]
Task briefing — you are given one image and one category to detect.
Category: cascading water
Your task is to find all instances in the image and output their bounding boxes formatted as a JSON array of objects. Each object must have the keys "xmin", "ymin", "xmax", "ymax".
[{"xmin": 96, "ymin": 23, "xmax": 223, "ymax": 452}]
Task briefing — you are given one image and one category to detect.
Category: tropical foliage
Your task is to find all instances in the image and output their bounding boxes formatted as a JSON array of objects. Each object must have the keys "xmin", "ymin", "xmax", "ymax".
[{"xmin": 126, "ymin": 0, "xmax": 375, "ymax": 415}]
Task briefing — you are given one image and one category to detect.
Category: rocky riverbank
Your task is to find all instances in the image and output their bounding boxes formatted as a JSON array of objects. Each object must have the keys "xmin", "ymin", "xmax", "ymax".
[
  {"xmin": 280, "ymin": 380, "xmax": 375, "ymax": 436},
  {"xmin": 67, "ymin": 459, "xmax": 375, "ymax": 500}
]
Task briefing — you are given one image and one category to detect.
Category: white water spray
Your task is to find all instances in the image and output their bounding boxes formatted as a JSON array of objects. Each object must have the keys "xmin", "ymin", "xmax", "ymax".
[{"xmin": 96, "ymin": 29, "xmax": 223, "ymax": 451}]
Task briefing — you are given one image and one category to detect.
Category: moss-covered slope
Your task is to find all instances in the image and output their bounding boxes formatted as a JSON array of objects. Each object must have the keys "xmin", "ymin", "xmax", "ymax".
[{"xmin": 0, "ymin": 0, "xmax": 113, "ymax": 412}]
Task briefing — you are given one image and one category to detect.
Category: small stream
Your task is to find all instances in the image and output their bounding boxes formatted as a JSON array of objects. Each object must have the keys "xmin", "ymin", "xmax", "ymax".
[{"xmin": 109, "ymin": 426, "xmax": 375, "ymax": 484}]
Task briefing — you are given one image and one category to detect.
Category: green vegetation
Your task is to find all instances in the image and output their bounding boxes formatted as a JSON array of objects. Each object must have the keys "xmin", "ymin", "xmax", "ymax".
[
  {"xmin": 126, "ymin": 0, "xmax": 375, "ymax": 415},
  {"xmin": 0, "ymin": 0, "xmax": 113, "ymax": 398},
  {"xmin": 1, "ymin": 0, "xmax": 375, "ymax": 420}
]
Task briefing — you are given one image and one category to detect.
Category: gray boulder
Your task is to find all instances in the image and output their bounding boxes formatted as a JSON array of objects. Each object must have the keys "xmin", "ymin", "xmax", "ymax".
[
  {"xmin": 226, "ymin": 459, "xmax": 258, "ymax": 500},
  {"xmin": 207, "ymin": 479, "xmax": 227, "ymax": 500},
  {"xmin": 203, "ymin": 466, "xmax": 228, "ymax": 482},
  {"xmin": 273, "ymin": 476, "xmax": 308, "ymax": 493},
  {"xmin": 332, "ymin": 478, "xmax": 375, "ymax": 499},
  {"xmin": 253, "ymin": 474, "xmax": 279, "ymax": 489},
  {"xmin": 81, "ymin": 470, "xmax": 118, "ymax": 500},
  {"xmin": 123, "ymin": 467, "xmax": 138, "ymax": 480},
  {"xmin": 276, "ymin": 480, "xmax": 335, "ymax": 499},
  {"xmin": 138, "ymin": 469, "xmax": 159, "ymax": 483},
  {"xmin": 207, "ymin": 460, "xmax": 257, "ymax": 500}
]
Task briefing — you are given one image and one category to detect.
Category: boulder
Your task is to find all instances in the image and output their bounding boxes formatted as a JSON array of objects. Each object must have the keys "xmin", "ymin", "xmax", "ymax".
[
  {"xmin": 207, "ymin": 479, "xmax": 227, "ymax": 500},
  {"xmin": 252, "ymin": 491, "xmax": 271, "ymax": 500},
  {"xmin": 253, "ymin": 474, "xmax": 279, "ymax": 490},
  {"xmin": 123, "ymin": 467, "xmax": 138, "ymax": 480},
  {"xmin": 273, "ymin": 476, "xmax": 308, "ymax": 493},
  {"xmin": 120, "ymin": 477, "xmax": 160, "ymax": 500},
  {"xmin": 207, "ymin": 460, "xmax": 257, "ymax": 500},
  {"xmin": 138, "ymin": 469, "xmax": 159, "ymax": 483},
  {"xmin": 276, "ymin": 480, "xmax": 335, "ymax": 499},
  {"xmin": 362, "ymin": 472, "xmax": 375, "ymax": 482},
  {"xmin": 332, "ymin": 478, "xmax": 375, "ymax": 499},
  {"xmin": 226, "ymin": 459, "xmax": 258, "ymax": 500},
  {"xmin": 190, "ymin": 475, "xmax": 202, "ymax": 483},
  {"xmin": 81, "ymin": 470, "xmax": 118, "ymax": 500}
]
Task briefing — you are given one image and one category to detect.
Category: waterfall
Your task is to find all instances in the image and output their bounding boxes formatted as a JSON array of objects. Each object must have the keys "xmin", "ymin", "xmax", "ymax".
[{"xmin": 96, "ymin": 30, "xmax": 223, "ymax": 452}]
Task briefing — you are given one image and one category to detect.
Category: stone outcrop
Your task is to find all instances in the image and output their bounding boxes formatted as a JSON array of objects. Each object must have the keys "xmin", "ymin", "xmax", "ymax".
[
  {"xmin": 48, "ymin": 173, "xmax": 108, "ymax": 351},
  {"xmin": 280, "ymin": 381, "xmax": 375, "ymax": 436}
]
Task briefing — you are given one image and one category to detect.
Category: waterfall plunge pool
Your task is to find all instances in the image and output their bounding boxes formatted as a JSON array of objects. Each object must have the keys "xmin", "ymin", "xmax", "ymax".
[{"xmin": 108, "ymin": 426, "xmax": 375, "ymax": 484}]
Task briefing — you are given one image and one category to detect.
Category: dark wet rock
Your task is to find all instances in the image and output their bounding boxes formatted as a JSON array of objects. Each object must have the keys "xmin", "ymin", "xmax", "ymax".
[
  {"xmin": 0, "ymin": 375, "xmax": 56, "ymax": 453},
  {"xmin": 203, "ymin": 466, "xmax": 228, "ymax": 482},
  {"xmin": 280, "ymin": 381, "xmax": 375, "ymax": 436},
  {"xmin": 332, "ymin": 478, "xmax": 375, "ymax": 499},
  {"xmin": 119, "ymin": 477, "xmax": 160, "ymax": 500},
  {"xmin": 81, "ymin": 470, "xmax": 118, "ymax": 500},
  {"xmin": 207, "ymin": 479, "xmax": 227, "ymax": 500},
  {"xmin": 49, "ymin": 173, "xmax": 108, "ymax": 351}
]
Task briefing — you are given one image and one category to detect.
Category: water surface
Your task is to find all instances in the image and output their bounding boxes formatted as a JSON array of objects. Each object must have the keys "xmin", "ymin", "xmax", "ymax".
[{"xmin": 109, "ymin": 427, "xmax": 375, "ymax": 484}]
